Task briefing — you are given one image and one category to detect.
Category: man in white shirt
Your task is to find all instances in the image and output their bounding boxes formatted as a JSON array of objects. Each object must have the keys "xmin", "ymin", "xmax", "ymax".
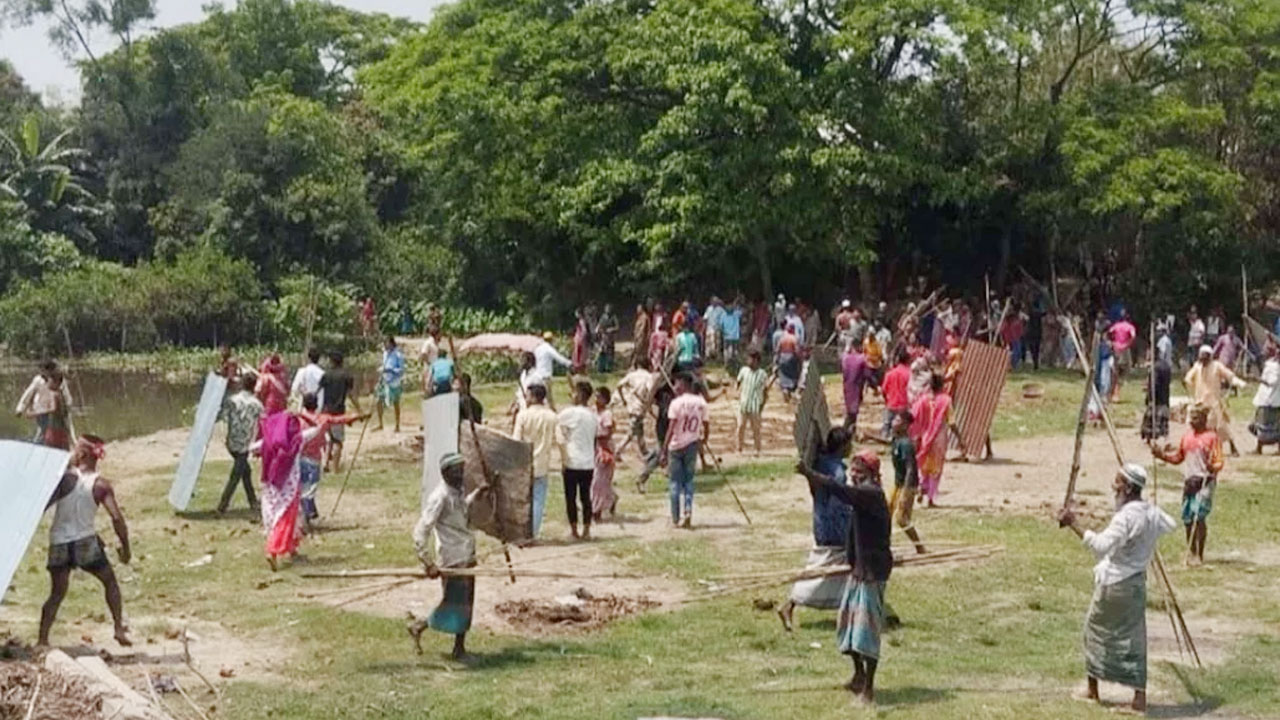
[
  {"xmin": 615, "ymin": 358, "xmax": 655, "ymax": 461},
  {"xmin": 419, "ymin": 329, "xmax": 441, "ymax": 390},
  {"xmin": 15, "ymin": 360, "xmax": 74, "ymax": 443},
  {"xmin": 1249, "ymin": 343, "xmax": 1280, "ymax": 453},
  {"xmin": 409, "ymin": 453, "xmax": 489, "ymax": 660},
  {"xmin": 290, "ymin": 348, "xmax": 325, "ymax": 409},
  {"xmin": 534, "ymin": 332, "xmax": 573, "ymax": 408},
  {"xmin": 513, "ymin": 384, "xmax": 559, "ymax": 539},
  {"xmin": 557, "ymin": 381, "xmax": 598, "ymax": 539},
  {"xmin": 1056, "ymin": 464, "xmax": 1175, "ymax": 714}
]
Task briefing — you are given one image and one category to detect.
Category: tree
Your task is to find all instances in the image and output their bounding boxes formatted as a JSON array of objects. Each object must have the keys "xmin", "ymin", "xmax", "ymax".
[{"xmin": 0, "ymin": 114, "xmax": 103, "ymax": 245}]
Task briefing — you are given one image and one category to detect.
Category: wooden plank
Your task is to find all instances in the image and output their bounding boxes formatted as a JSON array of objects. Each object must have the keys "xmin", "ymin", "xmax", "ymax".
[
  {"xmin": 168, "ymin": 373, "xmax": 228, "ymax": 511},
  {"xmin": 460, "ymin": 424, "xmax": 534, "ymax": 543}
]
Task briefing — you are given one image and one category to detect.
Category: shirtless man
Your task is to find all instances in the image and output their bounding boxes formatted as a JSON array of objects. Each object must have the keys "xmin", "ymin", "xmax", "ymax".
[{"xmin": 39, "ymin": 435, "xmax": 132, "ymax": 647}]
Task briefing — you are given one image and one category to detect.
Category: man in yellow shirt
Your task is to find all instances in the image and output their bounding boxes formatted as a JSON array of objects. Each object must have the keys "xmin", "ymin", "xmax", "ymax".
[
  {"xmin": 1184, "ymin": 345, "xmax": 1246, "ymax": 456},
  {"xmin": 513, "ymin": 384, "xmax": 558, "ymax": 540}
]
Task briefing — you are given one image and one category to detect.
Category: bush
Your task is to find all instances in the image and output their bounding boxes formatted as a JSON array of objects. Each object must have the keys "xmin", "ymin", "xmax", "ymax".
[
  {"xmin": 0, "ymin": 246, "xmax": 262, "ymax": 356},
  {"xmin": 263, "ymin": 273, "xmax": 362, "ymax": 350}
]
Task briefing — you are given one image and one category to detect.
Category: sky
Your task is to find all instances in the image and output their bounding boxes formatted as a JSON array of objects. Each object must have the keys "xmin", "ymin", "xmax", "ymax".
[{"xmin": 0, "ymin": 0, "xmax": 450, "ymax": 105}]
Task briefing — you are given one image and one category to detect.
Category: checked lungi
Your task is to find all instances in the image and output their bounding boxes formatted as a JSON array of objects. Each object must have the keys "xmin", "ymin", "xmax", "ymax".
[
  {"xmin": 1083, "ymin": 573, "xmax": 1148, "ymax": 688},
  {"xmin": 836, "ymin": 576, "xmax": 886, "ymax": 659}
]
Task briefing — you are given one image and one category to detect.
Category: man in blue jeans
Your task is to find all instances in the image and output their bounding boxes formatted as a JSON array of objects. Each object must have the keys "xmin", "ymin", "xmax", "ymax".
[{"xmin": 660, "ymin": 373, "xmax": 709, "ymax": 528}]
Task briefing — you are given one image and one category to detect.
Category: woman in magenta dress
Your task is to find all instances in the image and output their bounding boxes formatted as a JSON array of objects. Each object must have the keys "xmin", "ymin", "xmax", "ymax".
[
  {"xmin": 914, "ymin": 374, "xmax": 951, "ymax": 507},
  {"xmin": 591, "ymin": 387, "xmax": 617, "ymax": 521}
]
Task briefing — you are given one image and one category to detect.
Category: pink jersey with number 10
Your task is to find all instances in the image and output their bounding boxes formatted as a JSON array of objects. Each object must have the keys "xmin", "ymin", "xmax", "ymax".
[{"xmin": 666, "ymin": 393, "xmax": 709, "ymax": 451}]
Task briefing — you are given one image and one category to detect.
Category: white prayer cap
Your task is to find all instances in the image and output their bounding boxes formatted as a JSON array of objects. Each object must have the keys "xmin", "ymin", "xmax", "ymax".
[
  {"xmin": 1198, "ymin": 345, "xmax": 1213, "ymax": 357},
  {"xmin": 439, "ymin": 452, "xmax": 464, "ymax": 471},
  {"xmin": 1120, "ymin": 463, "xmax": 1148, "ymax": 489},
  {"xmin": 841, "ymin": 299, "xmax": 852, "ymax": 309}
]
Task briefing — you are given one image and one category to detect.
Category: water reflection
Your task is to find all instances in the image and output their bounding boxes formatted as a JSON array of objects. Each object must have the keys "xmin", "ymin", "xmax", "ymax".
[{"xmin": 0, "ymin": 367, "xmax": 379, "ymax": 442}]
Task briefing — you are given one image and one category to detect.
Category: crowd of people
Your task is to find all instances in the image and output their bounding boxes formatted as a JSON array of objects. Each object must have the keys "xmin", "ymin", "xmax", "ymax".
[{"xmin": 17, "ymin": 283, "xmax": 1280, "ymax": 711}]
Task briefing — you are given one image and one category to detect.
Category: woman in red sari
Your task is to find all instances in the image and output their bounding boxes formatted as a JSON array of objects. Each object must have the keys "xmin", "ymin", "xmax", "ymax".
[
  {"xmin": 914, "ymin": 374, "xmax": 951, "ymax": 507},
  {"xmin": 256, "ymin": 354, "xmax": 289, "ymax": 417}
]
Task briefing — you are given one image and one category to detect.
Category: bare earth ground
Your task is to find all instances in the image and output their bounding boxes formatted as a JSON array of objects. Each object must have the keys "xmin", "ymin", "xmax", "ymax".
[{"xmin": 6, "ymin": 374, "xmax": 1277, "ymax": 718}]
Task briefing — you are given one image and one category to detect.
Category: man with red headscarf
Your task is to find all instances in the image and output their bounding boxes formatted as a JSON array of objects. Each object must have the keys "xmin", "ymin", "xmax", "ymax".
[{"xmin": 39, "ymin": 435, "xmax": 132, "ymax": 647}]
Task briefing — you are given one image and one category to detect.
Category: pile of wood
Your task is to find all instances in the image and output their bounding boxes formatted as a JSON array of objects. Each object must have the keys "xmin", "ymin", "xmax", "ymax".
[{"xmin": 0, "ymin": 660, "xmax": 101, "ymax": 720}]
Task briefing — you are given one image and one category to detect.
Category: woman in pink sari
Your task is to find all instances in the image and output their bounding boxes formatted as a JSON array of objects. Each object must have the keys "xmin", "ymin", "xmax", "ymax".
[
  {"xmin": 571, "ymin": 309, "xmax": 589, "ymax": 373},
  {"xmin": 915, "ymin": 374, "xmax": 951, "ymax": 507},
  {"xmin": 255, "ymin": 354, "xmax": 289, "ymax": 417},
  {"xmin": 591, "ymin": 387, "xmax": 617, "ymax": 521},
  {"xmin": 257, "ymin": 411, "xmax": 339, "ymax": 570}
]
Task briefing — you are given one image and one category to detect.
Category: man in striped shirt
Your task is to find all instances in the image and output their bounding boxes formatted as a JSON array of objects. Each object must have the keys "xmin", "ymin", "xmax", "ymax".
[{"xmin": 735, "ymin": 350, "xmax": 770, "ymax": 455}]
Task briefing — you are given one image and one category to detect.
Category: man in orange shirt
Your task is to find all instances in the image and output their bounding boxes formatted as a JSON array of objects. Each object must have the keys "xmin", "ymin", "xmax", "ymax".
[{"xmin": 1151, "ymin": 403, "xmax": 1224, "ymax": 566}]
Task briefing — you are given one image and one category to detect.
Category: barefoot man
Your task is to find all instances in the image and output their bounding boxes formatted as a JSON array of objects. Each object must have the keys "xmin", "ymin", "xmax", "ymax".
[
  {"xmin": 409, "ymin": 453, "xmax": 490, "ymax": 660},
  {"xmin": 1056, "ymin": 464, "xmax": 1176, "ymax": 714},
  {"xmin": 39, "ymin": 435, "xmax": 132, "ymax": 647},
  {"xmin": 796, "ymin": 449, "xmax": 892, "ymax": 705},
  {"xmin": 1152, "ymin": 402, "xmax": 1224, "ymax": 566}
]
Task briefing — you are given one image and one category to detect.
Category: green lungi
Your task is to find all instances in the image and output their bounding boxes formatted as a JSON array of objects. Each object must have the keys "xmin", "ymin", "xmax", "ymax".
[{"xmin": 1083, "ymin": 573, "xmax": 1147, "ymax": 689}]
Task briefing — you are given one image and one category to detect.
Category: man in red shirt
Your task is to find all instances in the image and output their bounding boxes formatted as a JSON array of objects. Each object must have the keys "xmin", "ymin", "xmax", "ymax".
[
  {"xmin": 880, "ymin": 348, "xmax": 912, "ymax": 438},
  {"xmin": 1151, "ymin": 403, "xmax": 1224, "ymax": 566}
]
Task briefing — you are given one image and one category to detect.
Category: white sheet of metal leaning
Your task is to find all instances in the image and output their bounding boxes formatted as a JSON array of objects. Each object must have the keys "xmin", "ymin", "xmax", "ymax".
[
  {"xmin": 0, "ymin": 441, "xmax": 71, "ymax": 599},
  {"xmin": 168, "ymin": 372, "xmax": 229, "ymax": 511},
  {"xmin": 421, "ymin": 392, "xmax": 460, "ymax": 507}
]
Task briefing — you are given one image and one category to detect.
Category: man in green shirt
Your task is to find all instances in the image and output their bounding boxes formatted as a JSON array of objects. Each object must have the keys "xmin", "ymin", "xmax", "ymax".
[
  {"xmin": 889, "ymin": 411, "xmax": 927, "ymax": 554},
  {"xmin": 735, "ymin": 350, "xmax": 769, "ymax": 455},
  {"xmin": 675, "ymin": 326, "xmax": 700, "ymax": 371}
]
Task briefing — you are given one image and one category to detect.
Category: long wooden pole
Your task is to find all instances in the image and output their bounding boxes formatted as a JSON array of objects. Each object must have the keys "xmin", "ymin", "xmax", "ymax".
[
  {"xmin": 1148, "ymin": 322, "xmax": 1159, "ymax": 505},
  {"xmin": 328, "ymin": 417, "xmax": 369, "ymax": 517},
  {"xmin": 1065, "ymin": 327, "xmax": 1100, "ymax": 509}
]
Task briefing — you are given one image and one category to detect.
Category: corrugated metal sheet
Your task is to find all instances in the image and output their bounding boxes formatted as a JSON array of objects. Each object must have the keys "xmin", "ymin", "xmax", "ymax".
[
  {"xmin": 421, "ymin": 393, "xmax": 460, "ymax": 508},
  {"xmin": 1, "ymin": 442, "xmax": 71, "ymax": 597},
  {"xmin": 168, "ymin": 373, "xmax": 228, "ymax": 511},
  {"xmin": 794, "ymin": 361, "xmax": 831, "ymax": 464},
  {"xmin": 952, "ymin": 340, "xmax": 1008, "ymax": 457}
]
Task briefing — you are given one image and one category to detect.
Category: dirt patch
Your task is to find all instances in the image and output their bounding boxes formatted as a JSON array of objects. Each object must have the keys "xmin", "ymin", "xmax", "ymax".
[
  {"xmin": 495, "ymin": 589, "xmax": 659, "ymax": 633},
  {"xmin": 0, "ymin": 658, "xmax": 101, "ymax": 720}
]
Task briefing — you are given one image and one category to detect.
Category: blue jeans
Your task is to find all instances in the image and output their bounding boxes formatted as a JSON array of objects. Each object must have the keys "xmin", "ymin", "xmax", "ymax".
[
  {"xmin": 1009, "ymin": 340, "xmax": 1024, "ymax": 369},
  {"xmin": 300, "ymin": 458, "xmax": 321, "ymax": 519},
  {"xmin": 532, "ymin": 475, "xmax": 548, "ymax": 538},
  {"xmin": 668, "ymin": 443, "xmax": 698, "ymax": 523}
]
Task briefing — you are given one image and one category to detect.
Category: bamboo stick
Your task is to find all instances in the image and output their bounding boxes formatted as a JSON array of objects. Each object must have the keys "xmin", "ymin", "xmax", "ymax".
[
  {"xmin": 1065, "ymin": 326, "xmax": 1100, "ymax": 508},
  {"xmin": 328, "ymin": 416, "xmax": 369, "ymax": 518},
  {"xmin": 301, "ymin": 568, "xmax": 648, "ymax": 580}
]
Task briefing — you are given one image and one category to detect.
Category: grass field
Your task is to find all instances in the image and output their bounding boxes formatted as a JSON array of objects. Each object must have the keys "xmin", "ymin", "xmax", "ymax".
[{"xmin": 4, "ymin": 365, "xmax": 1278, "ymax": 720}]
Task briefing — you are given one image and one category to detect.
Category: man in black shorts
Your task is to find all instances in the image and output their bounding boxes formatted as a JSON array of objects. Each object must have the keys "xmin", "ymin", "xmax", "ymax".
[
  {"xmin": 320, "ymin": 351, "xmax": 362, "ymax": 473},
  {"xmin": 39, "ymin": 435, "xmax": 132, "ymax": 647}
]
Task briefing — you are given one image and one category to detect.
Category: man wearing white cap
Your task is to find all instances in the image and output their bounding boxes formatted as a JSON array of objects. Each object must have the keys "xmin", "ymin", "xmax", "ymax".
[
  {"xmin": 1057, "ymin": 464, "xmax": 1175, "ymax": 714},
  {"xmin": 410, "ymin": 452, "xmax": 489, "ymax": 659},
  {"xmin": 1184, "ymin": 344, "xmax": 1246, "ymax": 455}
]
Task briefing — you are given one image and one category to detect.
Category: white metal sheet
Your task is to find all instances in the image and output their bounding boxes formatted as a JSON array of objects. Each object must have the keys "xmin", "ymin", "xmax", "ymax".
[
  {"xmin": 168, "ymin": 373, "xmax": 229, "ymax": 511},
  {"xmin": 0, "ymin": 441, "xmax": 71, "ymax": 598},
  {"xmin": 421, "ymin": 393, "xmax": 459, "ymax": 508}
]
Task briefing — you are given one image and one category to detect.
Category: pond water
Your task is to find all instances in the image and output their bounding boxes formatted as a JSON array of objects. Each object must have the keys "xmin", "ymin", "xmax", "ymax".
[{"xmin": 0, "ymin": 367, "xmax": 379, "ymax": 443}]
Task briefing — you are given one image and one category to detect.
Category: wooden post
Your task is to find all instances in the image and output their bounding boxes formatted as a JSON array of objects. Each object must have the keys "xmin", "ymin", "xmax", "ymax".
[
  {"xmin": 1065, "ymin": 326, "xmax": 1099, "ymax": 508},
  {"xmin": 1148, "ymin": 322, "xmax": 1159, "ymax": 504}
]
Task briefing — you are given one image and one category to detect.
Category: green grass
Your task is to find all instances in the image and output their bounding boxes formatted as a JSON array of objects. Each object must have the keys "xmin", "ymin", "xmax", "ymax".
[{"xmin": 6, "ymin": 372, "xmax": 1280, "ymax": 719}]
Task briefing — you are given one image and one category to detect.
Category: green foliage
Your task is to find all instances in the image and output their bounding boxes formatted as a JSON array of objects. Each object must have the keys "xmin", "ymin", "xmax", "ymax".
[
  {"xmin": 0, "ymin": 204, "xmax": 83, "ymax": 294},
  {"xmin": 263, "ymin": 273, "xmax": 360, "ymax": 348},
  {"xmin": 0, "ymin": 114, "xmax": 103, "ymax": 245},
  {"xmin": 0, "ymin": 246, "xmax": 260, "ymax": 355}
]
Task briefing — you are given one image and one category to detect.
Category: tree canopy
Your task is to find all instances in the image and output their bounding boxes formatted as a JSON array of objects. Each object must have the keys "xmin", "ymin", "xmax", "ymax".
[{"xmin": 0, "ymin": 0, "xmax": 1276, "ymax": 352}]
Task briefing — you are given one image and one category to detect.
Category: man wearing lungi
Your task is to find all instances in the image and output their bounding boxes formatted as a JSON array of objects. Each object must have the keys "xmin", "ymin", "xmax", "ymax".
[
  {"xmin": 796, "ymin": 449, "xmax": 892, "ymax": 705},
  {"xmin": 409, "ymin": 453, "xmax": 490, "ymax": 659},
  {"xmin": 1152, "ymin": 403, "xmax": 1225, "ymax": 567},
  {"xmin": 1056, "ymin": 464, "xmax": 1176, "ymax": 714},
  {"xmin": 778, "ymin": 427, "xmax": 854, "ymax": 632}
]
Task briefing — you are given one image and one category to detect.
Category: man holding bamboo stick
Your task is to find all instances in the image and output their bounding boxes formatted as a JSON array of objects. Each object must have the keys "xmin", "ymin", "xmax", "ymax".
[
  {"xmin": 796, "ymin": 449, "xmax": 892, "ymax": 705},
  {"xmin": 1056, "ymin": 464, "xmax": 1175, "ymax": 713},
  {"xmin": 409, "ymin": 453, "xmax": 490, "ymax": 659},
  {"xmin": 1152, "ymin": 403, "xmax": 1225, "ymax": 566}
]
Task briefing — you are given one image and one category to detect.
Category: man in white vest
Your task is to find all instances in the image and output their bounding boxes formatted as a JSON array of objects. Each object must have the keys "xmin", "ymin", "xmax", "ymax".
[{"xmin": 38, "ymin": 434, "xmax": 132, "ymax": 647}]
